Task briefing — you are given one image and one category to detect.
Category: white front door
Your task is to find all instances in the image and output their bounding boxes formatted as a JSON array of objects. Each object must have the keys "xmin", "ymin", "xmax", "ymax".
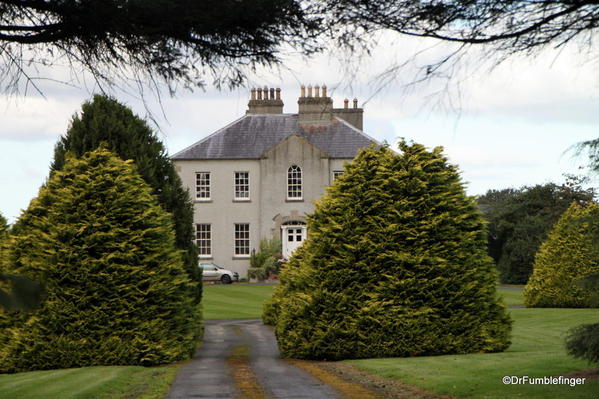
[{"xmin": 282, "ymin": 225, "xmax": 307, "ymax": 259}]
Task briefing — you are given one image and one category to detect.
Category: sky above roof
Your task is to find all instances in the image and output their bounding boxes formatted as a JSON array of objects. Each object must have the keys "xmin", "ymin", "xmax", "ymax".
[{"xmin": 1, "ymin": 34, "xmax": 597, "ymax": 223}]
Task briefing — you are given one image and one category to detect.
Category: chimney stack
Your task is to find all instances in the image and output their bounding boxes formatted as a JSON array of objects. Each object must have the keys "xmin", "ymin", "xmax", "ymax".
[
  {"xmin": 333, "ymin": 96, "xmax": 363, "ymax": 130},
  {"xmin": 298, "ymin": 84, "xmax": 364, "ymax": 130},
  {"xmin": 246, "ymin": 86, "xmax": 284, "ymax": 114},
  {"xmin": 298, "ymin": 83, "xmax": 333, "ymax": 127}
]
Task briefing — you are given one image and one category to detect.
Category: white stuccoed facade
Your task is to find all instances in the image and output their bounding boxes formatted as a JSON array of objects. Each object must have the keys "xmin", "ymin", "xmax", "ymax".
[{"xmin": 172, "ymin": 86, "xmax": 378, "ymax": 278}]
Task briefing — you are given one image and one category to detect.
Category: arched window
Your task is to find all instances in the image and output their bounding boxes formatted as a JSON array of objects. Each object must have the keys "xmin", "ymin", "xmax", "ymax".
[{"xmin": 287, "ymin": 165, "xmax": 302, "ymax": 200}]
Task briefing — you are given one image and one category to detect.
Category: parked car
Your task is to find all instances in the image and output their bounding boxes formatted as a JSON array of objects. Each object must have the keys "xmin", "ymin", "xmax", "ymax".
[{"xmin": 199, "ymin": 262, "xmax": 239, "ymax": 284}]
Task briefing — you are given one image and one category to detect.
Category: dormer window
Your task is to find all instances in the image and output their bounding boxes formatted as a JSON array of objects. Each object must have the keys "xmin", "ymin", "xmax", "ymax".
[{"xmin": 287, "ymin": 165, "xmax": 302, "ymax": 200}]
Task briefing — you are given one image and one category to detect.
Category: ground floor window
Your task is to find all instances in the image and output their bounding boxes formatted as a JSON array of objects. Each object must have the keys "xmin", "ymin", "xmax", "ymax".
[
  {"xmin": 234, "ymin": 223, "xmax": 250, "ymax": 256},
  {"xmin": 196, "ymin": 223, "xmax": 211, "ymax": 257}
]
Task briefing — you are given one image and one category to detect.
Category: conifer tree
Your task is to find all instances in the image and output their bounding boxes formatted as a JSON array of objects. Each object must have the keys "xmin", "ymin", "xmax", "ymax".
[
  {"xmin": 0, "ymin": 148, "xmax": 201, "ymax": 372},
  {"xmin": 265, "ymin": 142, "xmax": 512, "ymax": 360},
  {"xmin": 0, "ymin": 213, "xmax": 7, "ymax": 234},
  {"xmin": 524, "ymin": 202, "xmax": 599, "ymax": 308},
  {"xmin": 50, "ymin": 95, "xmax": 201, "ymax": 305}
]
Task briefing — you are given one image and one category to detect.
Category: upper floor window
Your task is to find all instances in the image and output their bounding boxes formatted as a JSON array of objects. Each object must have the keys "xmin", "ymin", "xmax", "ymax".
[
  {"xmin": 196, "ymin": 172, "xmax": 210, "ymax": 200},
  {"xmin": 196, "ymin": 224, "xmax": 211, "ymax": 257},
  {"xmin": 333, "ymin": 170, "xmax": 344, "ymax": 180},
  {"xmin": 287, "ymin": 165, "xmax": 302, "ymax": 200},
  {"xmin": 234, "ymin": 171, "xmax": 250, "ymax": 200}
]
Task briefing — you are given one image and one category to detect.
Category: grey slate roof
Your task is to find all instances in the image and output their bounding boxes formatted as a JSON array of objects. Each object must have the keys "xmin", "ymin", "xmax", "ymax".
[{"xmin": 171, "ymin": 114, "xmax": 378, "ymax": 160}]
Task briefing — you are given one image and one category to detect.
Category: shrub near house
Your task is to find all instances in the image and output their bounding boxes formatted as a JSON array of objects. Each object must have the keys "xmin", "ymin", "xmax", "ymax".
[
  {"xmin": 265, "ymin": 142, "xmax": 512, "ymax": 360},
  {"xmin": 524, "ymin": 202, "xmax": 599, "ymax": 308},
  {"xmin": 0, "ymin": 148, "xmax": 200, "ymax": 372}
]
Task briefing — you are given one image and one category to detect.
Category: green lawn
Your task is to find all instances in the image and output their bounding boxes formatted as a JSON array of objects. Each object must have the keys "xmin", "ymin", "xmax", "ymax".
[
  {"xmin": 497, "ymin": 285, "xmax": 525, "ymax": 307},
  {"xmin": 0, "ymin": 364, "xmax": 179, "ymax": 399},
  {"xmin": 2, "ymin": 284, "xmax": 596, "ymax": 399},
  {"xmin": 202, "ymin": 283, "xmax": 276, "ymax": 320},
  {"xmin": 348, "ymin": 308, "xmax": 599, "ymax": 399}
]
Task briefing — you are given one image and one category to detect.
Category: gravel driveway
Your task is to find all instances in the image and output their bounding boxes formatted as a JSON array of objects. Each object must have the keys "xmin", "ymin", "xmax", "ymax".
[{"xmin": 167, "ymin": 319, "xmax": 342, "ymax": 399}]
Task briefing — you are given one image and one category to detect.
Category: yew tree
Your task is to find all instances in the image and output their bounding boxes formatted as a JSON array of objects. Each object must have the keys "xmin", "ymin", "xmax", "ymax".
[{"xmin": 266, "ymin": 142, "xmax": 512, "ymax": 360}]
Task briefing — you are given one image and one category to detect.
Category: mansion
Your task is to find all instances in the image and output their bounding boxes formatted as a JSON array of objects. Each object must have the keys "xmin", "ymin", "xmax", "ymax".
[{"xmin": 172, "ymin": 86, "xmax": 378, "ymax": 277}]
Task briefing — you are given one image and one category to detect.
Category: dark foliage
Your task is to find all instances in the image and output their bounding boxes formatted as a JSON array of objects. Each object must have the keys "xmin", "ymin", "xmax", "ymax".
[
  {"xmin": 477, "ymin": 181, "xmax": 595, "ymax": 284},
  {"xmin": 2, "ymin": 1, "xmax": 597, "ymax": 93},
  {"xmin": 0, "ymin": 273, "xmax": 42, "ymax": 311},
  {"xmin": 266, "ymin": 142, "xmax": 511, "ymax": 360},
  {"xmin": 565, "ymin": 323, "xmax": 599, "ymax": 364},
  {"xmin": 0, "ymin": 148, "xmax": 201, "ymax": 372},
  {"xmin": 0, "ymin": 0, "xmax": 321, "ymax": 92},
  {"xmin": 0, "ymin": 212, "xmax": 7, "ymax": 233},
  {"xmin": 565, "ymin": 272, "xmax": 599, "ymax": 363},
  {"xmin": 325, "ymin": 1, "xmax": 599, "ymax": 58},
  {"xmin": 49, "ymin": 94, "xmax": 201, "ymax": 307}
]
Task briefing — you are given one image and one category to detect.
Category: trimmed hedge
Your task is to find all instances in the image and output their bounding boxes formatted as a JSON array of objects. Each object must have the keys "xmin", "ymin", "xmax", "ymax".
[
  {"xmin": 0, "ymin": 148, "xmax": 201, "ymax": 372},
  {"xmin": 50, "ymin": 95, "xmax": 201, "ymax": 306},
  {"xmin": 524, "ymin": 202, "xmax": 599, "ymax": 308},
  {"xmin": 265, "ymin": 142, "xmax": 512, "ymax": 360}
]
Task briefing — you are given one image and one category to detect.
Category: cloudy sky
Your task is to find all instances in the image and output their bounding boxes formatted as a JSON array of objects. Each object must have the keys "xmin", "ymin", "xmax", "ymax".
[{"xmin": 1, "ymin": 34, "xmax": 598, "ymax": 223}]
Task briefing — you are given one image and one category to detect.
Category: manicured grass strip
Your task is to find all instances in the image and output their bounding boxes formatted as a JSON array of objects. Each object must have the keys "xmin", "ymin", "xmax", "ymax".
[
  {"xmin": 203, "ymin": 284, "xmax": 276, "ymax": 320},
  {"xmin": 0, "ymin": 364, "xmax": 179, "ymax": 399},
  {"xmin": 497, "ymin": 286, "xmax": 525, "ymax": 307},
  {"xmin": 228, "ymin": 342, "xmax": 270, "ymax": 399},
  {"xmin": 347, "ymin": 308, "xmax": 599, "ymax": 399}
]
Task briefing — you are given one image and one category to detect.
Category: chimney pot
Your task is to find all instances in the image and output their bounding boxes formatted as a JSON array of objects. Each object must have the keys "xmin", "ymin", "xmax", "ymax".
[
  {"xmin": 270, "ymin": 87, "xmax": 275, "ymax": 100},
  {"xmin": 276, "ymin": 88, "xmax": 281, "ymax": 100},
  {"xmin": 300, "ymin": 85, "xmax": 305, "ymax": 97},
  {"xmin": 344, "ymin": 98, "xmax": 349, "ymax": 109},
  {"xmin": 251, "ymin": 88, "xmax": 256, "ymax": 100},
  {"xmin": 257, "ymin": 87, "xmax": 262, "ymax": 100},
  {"xmin": 315, "ymin": 85, "xmax": 320, "ymax": 97},
  {"xmin": 353, "ymin": 98, "xmax": 358, "ymax": 108},
  {"xmin": 322, "ymin": 85, "xmax": 327, "ymax": 97},
  {"xmin": 307, "ymin": 85, "xmax": 313, "ymax": 97}
]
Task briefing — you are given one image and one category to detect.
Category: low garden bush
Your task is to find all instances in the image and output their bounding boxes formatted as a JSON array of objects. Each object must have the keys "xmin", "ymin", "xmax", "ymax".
[{"xmin": 248, "ymin": 238, "xmax": 281, "ymax": 281}]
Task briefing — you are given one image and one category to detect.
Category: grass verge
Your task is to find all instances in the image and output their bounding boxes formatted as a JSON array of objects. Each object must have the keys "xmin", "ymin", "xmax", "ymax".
[
  {"xmin": 0, "ymin": 364, "xmax": 180, "ymax": 399},
  {"xmin": 347, "ymin": 308, "xmax": 599, "ymax": 399},
  {"xmin": 497, "ymin": 285, "xmax": 525, "ymax": 307},
  {"xmin": 203, "ymin": 284, "xmax": 276, "ymax": 320}
]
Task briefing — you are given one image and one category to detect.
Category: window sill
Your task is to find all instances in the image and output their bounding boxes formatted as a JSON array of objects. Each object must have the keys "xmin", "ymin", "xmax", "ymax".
[
  {"xmin": 233, "ymin": 199, "xmax": 251, "ymax": 203},
  {"xmin": 198, "ymin": 255, "xmax": 213, "ymax": 259},
  {"xmin": 285, "ymin": 198, "xmax": 304, "ymax": 202},
  {"xmin": 232, "ymin": 255, "xmax": 251, "ymax": 260},
  {"xmin": 195, "ymin": 199, "xmax": 213, "ymax": 203}
]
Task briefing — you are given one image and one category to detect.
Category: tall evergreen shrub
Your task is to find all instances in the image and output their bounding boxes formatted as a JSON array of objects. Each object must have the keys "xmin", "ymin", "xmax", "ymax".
[
  {"xmin": 265, "ymin": 142, "xmax": 512, "ymax": 360},
  {"xmin": 477, "ymin": 182, "xmax": 595, "ymax": 284},
  {"xmin": 524, "ymin": 202, "xmax": 599, "ymax": 308},
  {"xmin": 0, "ymin": 148, "xmax": 201, "ymax": 372},
  {"xmin": 50, "ymin": 95, "xmax": 200, "ymax": 304}
]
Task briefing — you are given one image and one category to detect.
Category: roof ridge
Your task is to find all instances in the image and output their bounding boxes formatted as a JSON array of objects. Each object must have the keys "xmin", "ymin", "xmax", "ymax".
[{"xmin": 332, "ymin": 116, "xmax": 382, "ymax": 146}]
